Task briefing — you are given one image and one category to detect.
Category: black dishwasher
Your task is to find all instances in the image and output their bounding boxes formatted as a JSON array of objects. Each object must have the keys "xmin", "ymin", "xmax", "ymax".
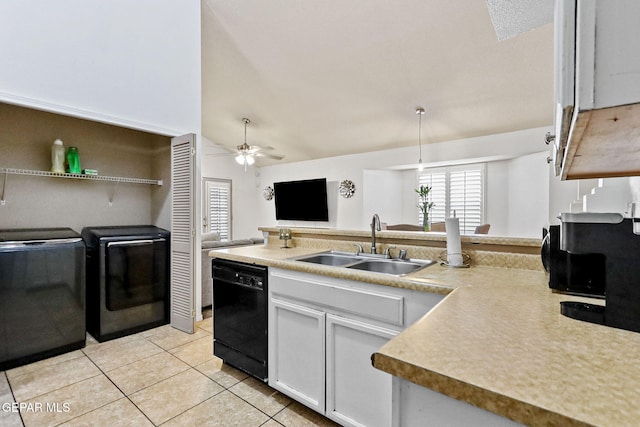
[{"xmin": 212, "ymin": 258, "xmax": 268, "ymax": 381}]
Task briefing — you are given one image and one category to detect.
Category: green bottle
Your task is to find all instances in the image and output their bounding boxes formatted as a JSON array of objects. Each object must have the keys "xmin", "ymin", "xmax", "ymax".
[{"xmin": 66, "ymin": 147, "xmax": 81, "ymax": 174}]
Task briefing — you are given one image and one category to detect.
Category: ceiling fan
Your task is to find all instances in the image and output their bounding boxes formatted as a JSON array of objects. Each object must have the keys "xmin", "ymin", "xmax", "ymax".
[{"xmin": 208, "ymin": 118, "xmax": 284, "ymax": 171}]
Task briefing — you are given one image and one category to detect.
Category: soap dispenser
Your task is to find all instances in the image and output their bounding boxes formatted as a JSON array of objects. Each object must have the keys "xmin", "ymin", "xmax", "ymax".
[
  {"xmin": 66, "ymin": 146, "xmax": 81, "ymax": 174},
  {"xmin": 51, "ymin": 139, "xmax": 65, "ymax": 173}
]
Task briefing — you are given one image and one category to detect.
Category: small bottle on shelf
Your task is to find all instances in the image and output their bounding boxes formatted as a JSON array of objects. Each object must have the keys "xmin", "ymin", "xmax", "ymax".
[
  {"xmin": 66, "ymin": 146, "xmax": 81, "ymax": 174},
  {"xmin": 51, "ymin": 139, "xmax": 65, "ymax": 173},
  {"xmin": 67, "ymin": 147, "xmax": 82, "ymax": 173}
]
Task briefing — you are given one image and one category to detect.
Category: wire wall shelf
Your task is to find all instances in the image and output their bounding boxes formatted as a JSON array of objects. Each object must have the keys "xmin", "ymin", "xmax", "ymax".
[{"xmin": 0, "ymin": 168, "xmax": 163, "ymax": 186}]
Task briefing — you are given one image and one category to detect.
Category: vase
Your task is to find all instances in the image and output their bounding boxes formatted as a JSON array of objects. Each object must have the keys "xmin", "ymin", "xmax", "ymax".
[{"xmin": 423, "ymin": 216, "xmax": 430, "ymax": 232}]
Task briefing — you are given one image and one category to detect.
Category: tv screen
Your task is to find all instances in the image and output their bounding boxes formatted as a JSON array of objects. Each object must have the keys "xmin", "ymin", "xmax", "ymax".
[{"xmin": 274, "ymin": 178, "xmax": 329, "ymax": 221}]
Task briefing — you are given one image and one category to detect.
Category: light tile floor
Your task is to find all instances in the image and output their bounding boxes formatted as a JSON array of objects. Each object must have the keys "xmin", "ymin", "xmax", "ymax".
[{"xmin": 0, "ymin": 316, "xmax": 340, "ymax": 427}]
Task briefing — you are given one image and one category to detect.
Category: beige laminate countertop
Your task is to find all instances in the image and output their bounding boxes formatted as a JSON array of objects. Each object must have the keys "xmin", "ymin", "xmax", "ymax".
[{"xmin": 209, "ymin": 245, "xmax": 640, "ymax": 427}]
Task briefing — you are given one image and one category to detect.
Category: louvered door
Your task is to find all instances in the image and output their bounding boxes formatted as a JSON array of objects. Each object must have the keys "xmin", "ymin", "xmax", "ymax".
[{"xmin": 170, "ymin": 134, "xmax": 195, "ymax": 333}]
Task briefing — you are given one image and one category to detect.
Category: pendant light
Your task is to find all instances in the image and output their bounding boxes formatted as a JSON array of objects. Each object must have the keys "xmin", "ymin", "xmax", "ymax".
[{"xmin": 416, "ymin": 107, "xmax": 425, "ymax": 171}]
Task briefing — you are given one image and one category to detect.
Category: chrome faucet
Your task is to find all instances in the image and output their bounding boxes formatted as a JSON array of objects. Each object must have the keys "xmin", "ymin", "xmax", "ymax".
[
  {"xmin": 353, "ymin": 243, "xmax": 364, "ymax": 255},
  {"xmin": 370, "ymin": 214, "xmax": 381, "ymax": 254}
]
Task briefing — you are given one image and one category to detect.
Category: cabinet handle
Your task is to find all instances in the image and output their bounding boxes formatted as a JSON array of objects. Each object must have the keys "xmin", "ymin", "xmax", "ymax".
[
  {"xmin": 544, "ymin": 132, "xmax": 555, "ymax": 145},
  {"xmin": 547, "ymin": 156, "xmax": 553, "ymax": 164}
]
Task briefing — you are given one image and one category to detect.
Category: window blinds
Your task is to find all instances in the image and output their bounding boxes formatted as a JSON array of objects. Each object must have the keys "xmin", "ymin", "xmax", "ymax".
[
  {"xmin": 418, "ymin": 165, "xmax": 485, "ymax": 234},
  {"xmin": 449, "ymin": 168, "xmax": 483, "ymax": 234},
  {"xmin": 418, "ymin": 172, "xmax": 446, "ymax": 224},
  {"xmin": 206, "ymin": 180, "xmax": 231, "ymax": 241}
]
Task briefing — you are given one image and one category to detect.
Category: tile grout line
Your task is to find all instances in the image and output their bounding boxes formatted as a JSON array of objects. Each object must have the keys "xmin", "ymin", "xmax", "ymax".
[
  {"xmin": 88, "ymin": 331, "xmax": 218, "ymax": 427},
  {"xmin": 197, "ymin": 317, "xmax": 294, "ymax": 426},
  {"xmin": 6, "ymin": 322, "xmax": 285, "ymax": 427},
  {"xmin": 3, "ymin": 371, "xmax": 26, "ymax": 427},
  {"xmin": 77, "ymin": 336, "xmax": 164, "ymax": 427},
  {"xmin": 78, "ymin": 327, "xmax": 216, "ymax": 425},
  {"xmin": 9, "ymin": 371, "xmax": 104, "ymax": 408},
  {"xmin": 98, "ymin": 331, "xmax": 219, "ymax": 424},
  {"xmin": 5, "ymin": 351, "xmax": 87, "ymax": 383},
  {"xmin": 226, "ymin": 379, "xmax": 291, "ymax": 425}
]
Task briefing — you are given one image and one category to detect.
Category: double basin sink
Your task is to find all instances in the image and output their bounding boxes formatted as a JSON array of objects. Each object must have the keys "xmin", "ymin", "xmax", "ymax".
[{"xmin": 289, "ymin": 250, "xmax": 437, "ymax": 276}]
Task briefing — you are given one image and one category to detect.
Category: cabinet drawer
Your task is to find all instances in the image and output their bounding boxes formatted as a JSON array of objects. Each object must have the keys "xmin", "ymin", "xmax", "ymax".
[{"xmin": 271, "ymin": 271, "xmax": 404, "ymax": 327}]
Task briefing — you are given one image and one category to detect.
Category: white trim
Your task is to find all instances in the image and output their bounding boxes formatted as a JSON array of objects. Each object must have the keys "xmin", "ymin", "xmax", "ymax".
[{"xmin": 0, "ymin": 92, "xmax": 185, "ymax": 137}]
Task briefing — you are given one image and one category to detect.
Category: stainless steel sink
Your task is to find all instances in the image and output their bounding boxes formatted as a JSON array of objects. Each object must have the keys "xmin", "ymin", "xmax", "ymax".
[
  {"xmin": 290, "ymin": 251, "xmax": 436, "ymax": 276},
  {"xmin": 294, "ymin": 252, "xmax": 362, "ymax": 266},
  {"xmin": 346, "ymin": 259, "xmax": 436, "ymax": 275}
]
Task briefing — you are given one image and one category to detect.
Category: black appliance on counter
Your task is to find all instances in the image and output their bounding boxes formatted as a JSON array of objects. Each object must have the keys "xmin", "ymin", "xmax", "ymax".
[
  {"xmin": 212, "ymin": 258, "xmax": 268, "ymax": 381},
  {"xmin": 542, "ymin": 224, "xmax": 605, "ymax": 297},
  {"xmin": 0, "ymin": 228, "xmax": 85, "ymax": 370},
  {"xmin": 82, "ymin": 226, "xmax": 170, "ymax": 342},
  {"xmin": 548, "ymin": 213, "xmax": 640, "ymax": 333}
]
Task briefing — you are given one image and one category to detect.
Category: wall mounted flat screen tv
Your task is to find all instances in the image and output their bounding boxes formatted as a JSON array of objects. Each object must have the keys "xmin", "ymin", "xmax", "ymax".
[{"xmin": 274, "ymin": 178, "xmax": 329, "ymax": 221}]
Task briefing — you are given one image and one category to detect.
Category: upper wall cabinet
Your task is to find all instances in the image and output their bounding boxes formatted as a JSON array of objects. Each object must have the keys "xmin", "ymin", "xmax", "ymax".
[
  {"xmin": 0, "ymin": 0, "xmax": 201, "ymax": 137},
  {"xmin": 552, "ymin": 0, "xmax": 640, "ymax": 180}
]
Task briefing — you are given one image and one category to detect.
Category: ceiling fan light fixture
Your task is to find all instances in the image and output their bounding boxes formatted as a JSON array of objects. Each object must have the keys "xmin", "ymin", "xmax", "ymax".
[{"xmin": 235, "ymin": 118, "xmax": 254, "ymax": 169}]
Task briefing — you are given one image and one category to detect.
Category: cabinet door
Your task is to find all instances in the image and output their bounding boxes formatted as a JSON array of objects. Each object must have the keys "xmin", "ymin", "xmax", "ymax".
[
  {"xmin": 269, "ymin": 298, "xmax": 325, "ymax": 412},
  {"xmin": 552, "ymin": 0, "xmax": 576, "ymax": 176},
  {"xmin": 326, "ymin": 314, "xmax": 398, "ymax": 427}
]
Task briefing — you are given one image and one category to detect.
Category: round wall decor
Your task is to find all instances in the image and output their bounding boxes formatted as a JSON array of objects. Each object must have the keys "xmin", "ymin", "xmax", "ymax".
[
  {"xmin": 339, "ymin": 180, "xmax": 356, "ymax": 198},
  {"xmin": 263, "ymin": 186, "xmax": 274, "ymax": 201}
]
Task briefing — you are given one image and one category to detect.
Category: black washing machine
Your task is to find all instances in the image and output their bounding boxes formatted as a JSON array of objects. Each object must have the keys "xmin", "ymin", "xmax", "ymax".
[
  {"xmin": 82, "ymin": 226, "xmax": 170, "ymax": 342},
  {"xmin": 0, "ymin": 228, "xmax": 85, "ymax": 370}
]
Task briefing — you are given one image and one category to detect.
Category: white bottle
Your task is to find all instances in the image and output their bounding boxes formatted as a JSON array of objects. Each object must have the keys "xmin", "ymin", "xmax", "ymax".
[{"xmin": 51, "ymin": 139, "xmax": 65, "ymax": 173}]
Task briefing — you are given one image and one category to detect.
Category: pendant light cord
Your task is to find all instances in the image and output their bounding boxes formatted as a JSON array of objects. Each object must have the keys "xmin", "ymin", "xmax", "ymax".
[
  {"xmin": 416, "ymin": 107, "xmax": 425, "ymax": 170},
  {"xmin": 418, "ymin": 111, "xmax": 423, "ymax": 163}
]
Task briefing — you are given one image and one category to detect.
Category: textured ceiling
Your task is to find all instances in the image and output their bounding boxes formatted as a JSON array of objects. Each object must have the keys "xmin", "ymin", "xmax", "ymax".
[{"xmin": 201, "ymin": 0, "xmax": 554, "ymax": 165}]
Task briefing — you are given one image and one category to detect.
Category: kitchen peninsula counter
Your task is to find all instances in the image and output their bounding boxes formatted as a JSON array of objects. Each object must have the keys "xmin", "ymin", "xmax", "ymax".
[{"xmin": 209, "ymin": 240, "xmax": 640, "ymax": 427}]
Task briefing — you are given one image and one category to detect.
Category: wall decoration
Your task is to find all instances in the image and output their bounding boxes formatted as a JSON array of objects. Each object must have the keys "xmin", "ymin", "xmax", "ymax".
[
  {"xmin": 339, "ymin": 180, "xmax": 356, "ymax": 198},
  {"xmin": 263, "ymin": 185, "xmax": 274, "ymax": 201}
]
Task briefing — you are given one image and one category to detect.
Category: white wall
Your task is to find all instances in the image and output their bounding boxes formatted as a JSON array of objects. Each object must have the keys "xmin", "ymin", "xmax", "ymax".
[
  {"xmin": 506, "ymin": 151, "xmax": 550, "ymax": 238},
  {"xmin": 201, "ymin": 137, "xmax": 266, "ymax": 239},
  {"xmin": 254, "ymin": 127, "xmax": 552, "ymax": 234},
  {"xmin": 211, "ymin": 124, "xmax": 633, "ymax": 238},
  {"xmin": 548, "ymin": 172, "xmax": 633, "ymax": 226},
  {"xmin": 401, "ymin": 171, "xmax": 420, "ymax": 224},
  {"xmin": 363, "ymin": 170, "xmax": 404, "ymax": 227},
  {"xmin": 0, "ymin": 0, "xmax": 201, "ymax": 136},
  {"xmin": 485, "ymin": 161, "xmax": 509, "ymax": 236}
]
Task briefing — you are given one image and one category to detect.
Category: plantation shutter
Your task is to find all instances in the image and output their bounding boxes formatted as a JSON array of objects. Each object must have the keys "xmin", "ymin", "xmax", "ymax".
[
  {"xmin": 170, "ymin": 134, "xmax": 195, "ymax": 334},
  {"xmin": 449, "ymin": 168, "xmax": 483, "ymax": 234},
  {"xmin": 418, "ymin": 164, "xmax": 484, "ymax": 234},
  {"xmin": 417, "ymin": 172, "xmax": 446, "ymax": 224},
  {"xmin": 205, "ymin": 180, "xmax": 231, "ymax": 240}
]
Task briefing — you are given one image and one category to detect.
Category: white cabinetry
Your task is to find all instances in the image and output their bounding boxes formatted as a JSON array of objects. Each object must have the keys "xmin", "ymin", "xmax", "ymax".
[
  {"xmin": 270, "ymin": 299, "xmax": 325, "ymax": 412},
  {"xmin": 553, "ymin": 0, "xmax": 640, "ymax": 179},
  {"xmin": 326, "ymin": 315, "xmax": 396, "ymax": 427},
  {"xmin": 268, "ymin": 268, "xmax": 443, "ymax": 427}
]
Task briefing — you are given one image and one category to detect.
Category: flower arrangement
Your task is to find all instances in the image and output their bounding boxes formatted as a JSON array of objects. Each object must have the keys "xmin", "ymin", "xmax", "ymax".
[{"xmin": 415, "ymin": 185, "xmax": 435, "ymax": 231}]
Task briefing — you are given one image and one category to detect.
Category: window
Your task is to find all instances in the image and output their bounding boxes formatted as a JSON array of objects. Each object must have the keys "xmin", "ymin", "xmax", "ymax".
[
  {"xmin": 418, "ymin": 164, "xmax": 485, "ymax": 234},
  {"xmin": 203, "ymin": 178, "xmax": 231, "ymax": 240}
]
